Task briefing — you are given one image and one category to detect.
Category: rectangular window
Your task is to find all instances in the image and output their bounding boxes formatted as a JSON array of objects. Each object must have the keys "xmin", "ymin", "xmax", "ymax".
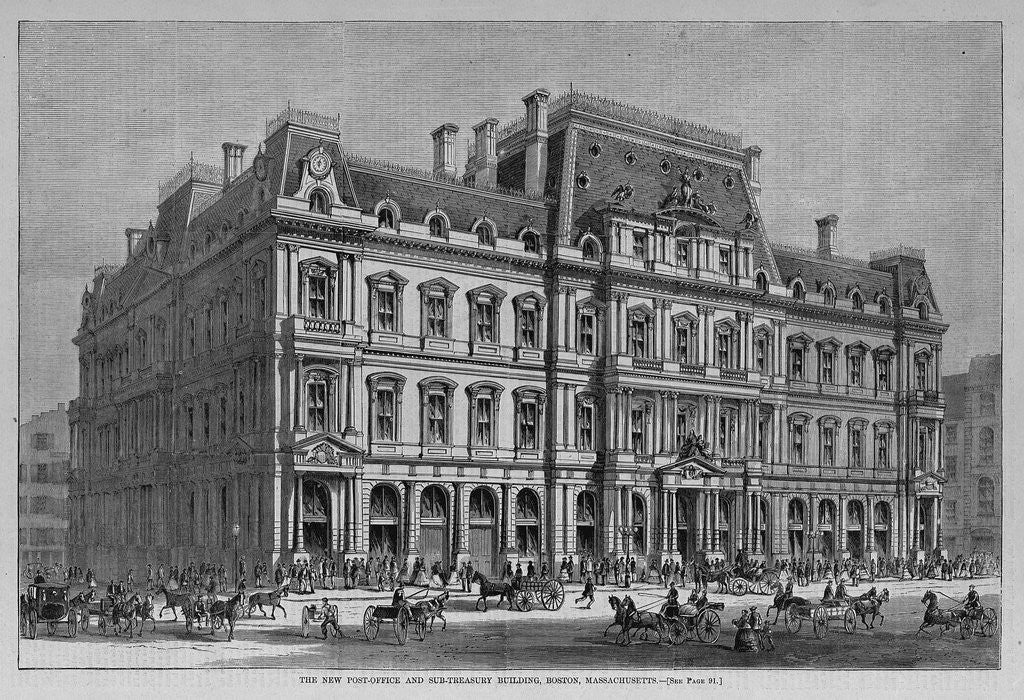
[
  {"xmin": 821, "ymin": 351, "xmax": 834, "ymax": 384},
  {"xmin": 255, "ymin": 276, "xmax": 267, "ymax": 319},
  {"xmin": 850, "ymin": 355, "xmax": 863, "ymax": 386},
  {"xmin": 578, "ymin": 404, "xmax": 594, "ymax": 451},
  {"xmin": 792, "ymin": 424, "xmax": 804, "ymax": 463},
  {"xmin": 205, "ymin": 308, "xmax": 213, "ymax": 349},
  {"xmin": 675, "ymin": 241, "xmax": 689, "ymax": 267},
  {"xmin": 519, "ymin": 401, "xmax": 537, "ymax": 449},
  {"xmin": 916, "ymin": 359, "xmax": 928, "ymax": 390},
  {"xmin": 426, "ymin": 296, "xmax": 447, "ymax": 337},
  {"xmin": 579, "ymin": 314, "xmax": 595, "ymax": 355},
  {"xmin": 309, "ymin": 276, "xmax": 328, "ymax": 319},
  {"xmin": 790, "ymin": 348, "xmax": 804, "ymax": 380},
  {"xmin": 31, "ymin": 433, "xmax": 53, "ymax": 450},
  {"xmin": 427, "ymin": 395, "xmax": 447, "ymax": 444},
  {"xmin": 221, "ymin": 299, "xmax": 229, "ymax": 344},
  {"xmin": 947, "ymin": 500, "xmax": 957, "ymax": 519},
  {"xmin": 878, "ymin": 359, "xmax": 890, "ymax": 391},
  {"xmin": 188, "ymin": 317, "xmax": 196, "ymax": 356},
  {"xmin": 877, "ymin": 433, "xmax": 890, "ymax": 468},
  {"xmin": 219, "ymin": 397, "xmax": 227, "ymax": 441},
  {"xmin": 376, "ymin": 389, "xmax": 395, "ymax": 441},
  {"xmin": 675, "ymin": 327, "xmax": 689, "ymax": 363},
  {"xmin": 35, "ymin": 464, "xmax": 48, "ymax": 483},
  {"xmin": 308, "ymin": 383, "xmax": 326, "ymax": 431},
  {"xmin": 633, "ymin": 233, "xmax": 645, "ymax": 260},
  {"xmin": 851, "ymin": 429, "xmax": 863, "ymax": 467},
  {"xmin": 755, "ymin": 338, "xmax": 766, "ymax": 373},
  {"xmin": 475, "ymin": 397, "xmax": 493, "ymax": 445},
  {"xmin": 717, "ymin": 332, "xmax": 730, "ymax": 368},
  {"xmin": 946, "ymin": 426, "xmax": 959, "ymax": 447},
  {"xmin": 475, "ymin": 302, "xmax": 494, "ymax": 342},
  {"xmin": 676, "ymin": 411, "xmax": 688, "ymax": 450},
  {"xmin": 237, "ymin": 390, "xmax": 245, "ymax": 434},
  {"xmin": 376, "ymin": 289, "xmax": 395, "ymax": 331},
  {"xmin": 631, "ymin": 408, "xmax": 645, "ymax": 453},
  {"xmin": 719, "ymin": 414, "xmax": 729, "ymax": 454},
  {"xmin": 823, "ymin": 427, "xmax": 835, "ymax": 466},
  {"xmin": 944, "ymin": 456, "xmax": 957, "ymax": 481},
  {"xmin": 203, "ymin": 402, "xmax": 211, "ymax": 443},
  {"xmin": 719, "ymin": 247, "xmax": 731, "ymax": 275},
  {"xmin": 629, "ymin": 318, "xmax": 646, "ymax": 357},
  {"xmin": 980, "ymin": 392, "xmax": 995, "ymax": 416},
  {"xmin": 186, "ymin": 406, "xmax": 194, "ymax": 445},
  {"xmin": 520, "ymin": 308, "xmax": 537, "ymax": 348}
]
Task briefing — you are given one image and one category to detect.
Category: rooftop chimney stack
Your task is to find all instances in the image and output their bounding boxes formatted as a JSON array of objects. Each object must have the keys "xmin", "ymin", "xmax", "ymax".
[
  {"xmin": 472, "ymin": 118, "xmax": 499, "ymax": 189},
  {"xmin": 816, "ymin": 214, "xmax": 840, "ymax": 258},
  {"xmin": 743, "ymin": 145, "xmax": 762, "ymax": 206},
  {"xmin": 221, "ymin": 142, "xmax": 247, "ymax": 190},
  {"xmin": 522, "ymin": 88, "xmax": 550, "ymax": 194},
  {"xmin": 431, "ymin": 124, "xmax": 460, "ymax": 179}
]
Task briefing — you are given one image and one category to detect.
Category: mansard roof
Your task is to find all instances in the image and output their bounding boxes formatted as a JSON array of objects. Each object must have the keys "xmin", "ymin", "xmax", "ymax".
[{"xmin": 773, "ymin": 247, "xmax": 894, "ymax": 304}]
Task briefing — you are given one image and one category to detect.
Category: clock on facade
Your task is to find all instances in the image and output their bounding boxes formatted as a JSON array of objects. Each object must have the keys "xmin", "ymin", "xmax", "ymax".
[
  {"xmin": 308, "ymin": 150, "xmax": 332, "ymax": 179},
  {"xmin": 253, "ymin": 155, "xmax": 269, "ymax": 181}
]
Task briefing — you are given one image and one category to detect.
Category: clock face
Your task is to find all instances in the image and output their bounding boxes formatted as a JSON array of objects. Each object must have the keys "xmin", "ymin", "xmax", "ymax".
[
  {"xmin": 308, "ymin": 151, "xmax": 331, "ymax": 178},
  {"xmin": 254, "ymin": 156, "xmax": 268, "ymax": 181}
]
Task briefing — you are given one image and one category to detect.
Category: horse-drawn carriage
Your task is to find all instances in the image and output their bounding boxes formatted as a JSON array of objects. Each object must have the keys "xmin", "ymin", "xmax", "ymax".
[
  {"xmin": 20, "ymin": 583, "xmax": 79, "ymax": 639},
  {"xmin": 959, "ymin": 605, "xmax": 998, "ymax": 639},
  {"xmin": 918, "ymin": 590, "xmax": 997, "ymax": 639},
  {"xmin": 707, "ymin": 564, "xmax": 779, "ymax": 596},
  {"xmin": 301, "ymin": 601, "xmax": 341, "ymax": 639},
  {"xmin": 663, "ymin": 601, "xmax": 723, "ymax": 645},
  {"xmin": 363, "ymin": 589, "xmax": 449, "ymax": 645},
  {"xmin": 512, "ymin": 579, "xmax": 565, "ymax": 612}
]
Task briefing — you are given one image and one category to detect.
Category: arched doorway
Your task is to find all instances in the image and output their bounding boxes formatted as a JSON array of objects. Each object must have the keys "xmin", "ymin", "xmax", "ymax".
[
  {"xmin": 302, "ymin": 480, "xmax": 331, "ymax": 558},
  {"xmin": 787, "ymin": 499, "xmax": 805, "ymax": 559},
  {"xmin": 369, "ymin": 484, "xmax": 400, "ymax": 560},
  {"xmin": 469, "ymin": 487, "xmax": 498, "ymax": 577},
  {"xmin": 516, "ymin": 489, "xmax": 540, "ymax": 560},
  {"xmin": 873, "ymin": 501, "xmax": 891, "ymax": 558},
  {"xmin": 818, "ymin": 500, "xmax": 837, "ymax": 560},
  {"xmin": 846, "ymin": 500, "xmax": 865, "ymax": 559},
  {"xmin": 419, "ymin": 486, "xmax": 449, "ymax": 572},
  {"xmin": 676, "ymin": 492, "xmax": 695, "ymax": 562},
  {"xmin": 576, "ymin": 491, "xmax": 597, "ymax": 557},
  {"xmin": 631, "ymin": 493, "xmax": 647, "ymax": 555}
]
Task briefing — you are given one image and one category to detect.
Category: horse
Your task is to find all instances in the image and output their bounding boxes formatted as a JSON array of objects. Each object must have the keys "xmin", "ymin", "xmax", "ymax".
[
  {"xmin": 605, "ymin": 595, "xmax": 628, "ymax": 638},
  {"xmin": 137, "ymin": 594, "xmax": 158, "ymax": 635},
  {"xmin": 471, "ymin": 572, "xmax": 516, "ymax": 612},
  {"xmin": 619, "ymin": 595, "xmax": 666, "ymax": 645},
  {"xmin": 246, "ymin": 584, "xmax": 289, "ymax": 620},
  {"xmin": 411, "ymin": 589, "xmax": 449, "ymax": 632},
  {"xmin": 111, "ymin": 593, "xmax": 142, "ymax": 637},
  {"xmin": 706, "ymin": 567, "xmax": 733, "ymax": 594},
  {"xmin": 917, "ymin": 590, "xmax": 962, "ymax": 636},
  {"xmin": 158, "ymin": 585, "xmax": 196, "ymax": 621},
  {"xmin": 766, "ymin": 582, "xmax": 811, "ymax": 624},
  {"xmin": 208, "ymin": 591, "xmax": 244, "ymax": 641},
  {"xmin": 69, "ymin": 588, "xmax": 95, "ymax": 624},
  {"xmin": 852, "ymin": 589, "xmax": 890, "ymax": 629}
]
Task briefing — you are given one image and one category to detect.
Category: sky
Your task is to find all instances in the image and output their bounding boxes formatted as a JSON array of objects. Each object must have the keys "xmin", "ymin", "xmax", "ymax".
[{"xmin": 18, "ymin": 21, "xmax": 1001, "ymax": 421}]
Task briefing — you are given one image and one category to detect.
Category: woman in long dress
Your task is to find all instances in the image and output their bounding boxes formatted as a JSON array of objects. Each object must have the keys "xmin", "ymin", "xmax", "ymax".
[{"xmin": 732, "ymin": 608, "xmax": 759, "ymax": 652}]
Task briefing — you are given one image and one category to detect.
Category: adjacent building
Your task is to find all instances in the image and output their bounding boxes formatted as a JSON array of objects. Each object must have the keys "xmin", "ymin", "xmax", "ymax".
[
  {"xmin": 68, "ymin": 89, "xmax": 948, "ymax": 577},
  {"xmin": 940, "ymin": 354, "xmax": 1001, "ymax": 556},
  {"xmin": 20, "ymin": 404, "xmax": 70, "ymax": 572}
]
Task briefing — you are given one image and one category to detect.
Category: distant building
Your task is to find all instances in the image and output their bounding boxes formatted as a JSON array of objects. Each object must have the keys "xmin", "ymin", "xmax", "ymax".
[
  {"xmin": 941, "ymin": 354, "xmax": 1001, "ymax": 556},
  {"xmin": 19, "ymin": 403, "xmax": 70, "ymax": 572}
]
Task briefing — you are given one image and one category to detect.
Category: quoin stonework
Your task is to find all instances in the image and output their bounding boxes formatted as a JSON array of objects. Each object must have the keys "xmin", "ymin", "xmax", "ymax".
[{"xmin": 66, "ymin": 89, "xmax": 949, "ymax": 577}]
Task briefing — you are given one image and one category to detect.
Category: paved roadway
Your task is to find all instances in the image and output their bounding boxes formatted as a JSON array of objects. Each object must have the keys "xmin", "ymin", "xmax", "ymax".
[{"xmin": 19, "ymin": 575, "xmax": 999, "ymax": 670}]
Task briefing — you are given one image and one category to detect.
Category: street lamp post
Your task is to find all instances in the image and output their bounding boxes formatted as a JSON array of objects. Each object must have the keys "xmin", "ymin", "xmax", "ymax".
[
  {"xmin": 232, "ymin": 522, "xmax": 240, "ymax": 591},
  {"xmin": 618, "ymin": 525, "xmax": 637, "ymax": 588},
  {"xmin": 808, "ymin": 531, "xmax": 818, "ymax": 584}
]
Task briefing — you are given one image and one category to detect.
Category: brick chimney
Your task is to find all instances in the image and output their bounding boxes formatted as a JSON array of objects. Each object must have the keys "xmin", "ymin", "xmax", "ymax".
[
  {"xmin": 816, "ymin": 214, "xmax": 840, "ymax": 258},
  {"xmin": 743, "ymin": 145, "xmax": 762, "ymax": 205},
  {"xmin": 431, "ymin": 123, "xmax": 460, "ymax": 179},
  {"xmin": 522, "ymin": 88, "xmax": 550, "ymax": 194},
  {"xmin": 472, "ymin": 118, "xmax": 499, "ymax": 188},
  {"xmin": 221, "ymin": 142, "xmax": 247, "ymax": 190}
]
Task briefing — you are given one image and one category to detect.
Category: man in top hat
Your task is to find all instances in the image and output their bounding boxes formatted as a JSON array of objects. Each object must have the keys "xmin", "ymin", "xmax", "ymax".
[
  {"xmin": 964, "ymin": 585, "xmax": 981, "ymax": 615},
  {"xmin": 392, "ymin": 579, "xmax": 406, "ymax": 607},
  {"xmin": 660, "ymin": 581, "xmax": 680, "ymax": 618},
  {"xmin": 821, "ymin": 580, "xmax": 835, "ymax": 604},
  {"xmin": 575, "ymin": 574, "xmax": 596, "ymax": 609},
  {"xmin": 319, "ymin": 597, "xmax": 341, "ymax": 639}
]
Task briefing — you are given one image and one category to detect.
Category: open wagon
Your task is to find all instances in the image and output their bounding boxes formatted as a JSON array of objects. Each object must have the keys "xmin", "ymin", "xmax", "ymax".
[
  {"xmin": 785, "ymin": 600, "xmax": 857, "ymax": 639},
  {"xmin": 960, "ymin": 606, "xmax": 998, "ymax": 639},
  {"xmin": 512, "ymin": 578, "xmax": 565, "ymax": 612},
  {"xmin": 663, "ymin": 601, "xmax": 723, "ymax": 645},
  {"xmin": 363, "ymin": 604, "xmax": 411, "ymax": 645}
]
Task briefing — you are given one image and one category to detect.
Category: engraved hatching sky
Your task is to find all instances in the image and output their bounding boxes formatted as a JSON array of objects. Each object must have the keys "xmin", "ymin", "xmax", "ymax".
[{"xmin": 18, "ymin": 22, "xmax": 1000, "ymax": 420}]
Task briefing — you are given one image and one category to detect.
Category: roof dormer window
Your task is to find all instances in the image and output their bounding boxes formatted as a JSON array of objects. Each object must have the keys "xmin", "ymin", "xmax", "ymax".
[
  {"xmin": 477, "ymin": 222, "xmax": 495, "ymax": 247},
  {"xmin": 378, "ymin": 206, "xmax": 396, "ymax": 229},
  {"xmin": 309, "ymin": 189, "xmax": 330, "ymax": 215}
]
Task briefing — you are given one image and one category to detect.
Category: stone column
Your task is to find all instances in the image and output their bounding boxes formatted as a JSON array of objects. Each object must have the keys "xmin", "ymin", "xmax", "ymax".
[
  {"xmin": 866, "ymin": 495, "xmax": 875, "ymax": 552},
  {"xmin": 653, "ymin": 299, "xmax": 664, "ymax": 359},
  {"xmin": 697, "ymin": 490, "xmax": 707, "ymax": 550},
  {"xmin": 652, "ymin": 394, "xmax": 662, "ymax": 454},
  {"xmin": 667, "ymin": 490, "xmax": 676, "ymax": 552},
  {"xmin": 935, "ymin": 497, "xmax": 942, "ymax": 551},
  {"xmin": 712, "ymin": 491, "xmax": 721, "ymax": 551},
  {"xmin": 931, "ymin": 497, "xmax": 939, "ymax": 553},
  {"xmin": 912, "ymin": 497, "xmax": 920, "ymax": 550},
  {"xmin": 295, "ymin": 475, "xmax": 305, "ymax": 552}
]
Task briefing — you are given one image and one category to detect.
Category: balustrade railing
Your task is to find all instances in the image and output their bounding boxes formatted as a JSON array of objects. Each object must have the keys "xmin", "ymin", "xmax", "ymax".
[{"xmin": 303, "ymin": 318, "xmax": 342, "ymax": 334}]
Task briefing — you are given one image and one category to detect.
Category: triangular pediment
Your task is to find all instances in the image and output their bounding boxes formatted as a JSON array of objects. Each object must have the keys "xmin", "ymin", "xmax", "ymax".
[
  {"xmin": 657, "ymin": 455, "xmax": 726, "ymax": 481},
  {"xmin": 913, "ymin": 470, "xmax": 947, "ymax": 494},
  {"xmin": 913, "ymin": 470, "xmax": 947, "ymax": 484},
  {"xmin": 293, "ymin": 432, "xmax": 364, "ymax": 467}
]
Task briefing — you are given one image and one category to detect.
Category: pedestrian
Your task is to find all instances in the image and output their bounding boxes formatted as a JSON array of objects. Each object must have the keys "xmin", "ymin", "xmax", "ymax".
[
  {"xmin": 465, "ymin": 561, "xmax": 475, "ymax": 593},
  {"xmin": 574, "ymin": 574, "xmax": 596, "ymax": 609},
  {"xmin": 567, "ymin": 555, "xmax": 575, "ymax": 583},
  {"xmin": 527, "ymin": 560, "xmax": 536, "ymax": 580},
  {"xmin": 540, "ymin": 560, "xmax": 550, "ymax": 581},
  {"xmin": 146, "ymin": 563, "xmax": 153, "ymax": 591}
]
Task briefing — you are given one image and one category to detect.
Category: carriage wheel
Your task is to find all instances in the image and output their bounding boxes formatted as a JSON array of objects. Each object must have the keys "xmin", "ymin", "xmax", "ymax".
[
  {"xmin": 395, "ymin": 607, "xmax": 410, "ymax": 646},
  {"xmin": 68, "ymin": 609, "xmax": 79, "ymax": 638},
  {"xmin": 980, "ymin": 608, "xmax": 997, "ymax": 637},
  {"xmin": 785, "ymin": 605, "xmax": 802, "ymax": 633},
  {"xmin": 730, "ymin": 578, "xmax": 749, "ymax": 596},
  {"xmin": 301, "ymin": 607, "xmax": 311, "ymax": 638},
  {"xmin": 766, "ymin": 570, "xmax": 780, "ymax": 587},
  {"xmin": 843, "ymin": 608, "xmax": 856, "ymax": 634},
  {"xmin": 753, "ymin": 578, "xmax": 768, "ymax": 595},
  {"xmin": 81, "ymin": 610, "xmax": 90, "ymax": 631},
  {"xmin": 28, "ymin": 610, "xmax": 38, "ymax": 639},
  {"xmin": 98, "ymin": 616, "xmax": 107, "ymax": 636},
  {"xmin": 540, "ymin": 580, "xmax": 565, "ymax": 611},
  {"xmin": 813, "ymin": 610, "xmax": 829, "ymax": 639},
  {"xmin": 363, "ymin": 606, "xmax": 379, "ymax": 641},
  {"xmin": 959, "ymin": 617, "xmax": 976, "ymax": 639},
  {"xmin": 668, "ymin": 622, "xmax": 686, "ymax": 646},
  {"xmin": 695, "ymin": 610, "xmax": 721, "ymax": 644},
  {"xmin": 516, "ymin": 590, "xmax": 533, "ymax": 612}
]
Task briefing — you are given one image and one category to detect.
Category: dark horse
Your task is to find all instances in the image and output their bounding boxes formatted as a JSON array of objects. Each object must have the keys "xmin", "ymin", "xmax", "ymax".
[
  {"xmin": 917, "ymin": 590, "xmax": 962, "ymax": 636},
  {"xmin": 208, "ymin": 591, "xmax": 244, "ymax": 641},
  {"xmin": 766, "ymin": 582, "xmax": 811, "ymax": 624},
  {"xmin": 158, "ymin": 585, "xmax": 196, "ymax": 621},
  {"xmin": 852, "ymin": 588, "xmax": 890, "ymax": 629},
  {"xmin": 412, "ymin": 589, "xmax": 450, "ymax": 632},
  {"xmin": 111, "ymin": 593, "xmax": 142, "ymax": 637},
  {"xmin": 247, "ymin": 584, "xmax": 289, "ymax": 620},
  {"xmin": 471, "ymin": 572, "xmax": 516, "ymax": 612},
  {"xmin": 604, "ymin": 595, "xmax": 628, "ymax": 638},
  {"xmin": 617, "ymin": 595, "xmax": 666, "ymax": 645}
]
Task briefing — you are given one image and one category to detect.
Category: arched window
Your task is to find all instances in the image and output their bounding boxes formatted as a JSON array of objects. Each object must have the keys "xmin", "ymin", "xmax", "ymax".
[
  {"xmin": 420, "ymin": 485, "xmax": 447, "ymax": 519},
  {"xmin": 576, "ymin": 491, "xmax": 597, "ymax": 523},
  {"xmin": 823, "ymin": 287, "xmax": 836, "ymax": 306},
  {"xmin": 792, "ymin": 281, "xmax": 805, "ymax": 300},
  {"xmin": 428, "ymin": 215, "xmax": 446, "ymax": 238},
  {"xmin": 879, "ymin": 296, "xmax": 891, "ymax": 315},
  {"xmin": 851, "ymin": 291, "xmax": 864, "ymax": 311},
  {"xmin": 631, "ymin": 493, "xmax": 646, "ymax": 552},
  {"xmin": 516, "ymin": 489, "xmax": 539, "ymax": 520},
  {"xmin": 370, "ymin": 484, "xmax": 400, "ymax": 518},
  {"xmin": 918, "ymin": 302, "xmax": 929, "ymax": 320},
  {"xmin": 516, "ymin": 489, "xmax": 540, "ymax": 555},
  {"xmin": 818, "ymin": 500, "xmax": 836, "ymax": 526},
  {"xmin": 477, "ymin": 222, "xmax": 495, "ymax": 246},
  {"xmin": 582, "ymin": 239, "xmax": 598, "ymax": 260},
  {"xmin": 469, "ymin": 488, "xmax": 495, "ymax": 520},
  {"xmin": 979, "ymin": 427, "xmax": 994, "ymax": 465},
  {"xmin": 788, "ymin": 499, "xmax": 804, "ymax": 526},
  {"xmin": 755, "ymin": 271, "xmax": 769, "ymax": 292},
  {"xmin": 522, "ymin": 231, "xmax": 539, "ymax": 253},
  {"xmin": 309, "ymin": 189, "xmax": 329, "ymax": 215},
  {"xmin": 978, "ymin": 477, "xmax": 994, "ymax": 515},
  {"xmin": 377, "ymin": 206, "xmax": 396, "ymax": 229}
]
